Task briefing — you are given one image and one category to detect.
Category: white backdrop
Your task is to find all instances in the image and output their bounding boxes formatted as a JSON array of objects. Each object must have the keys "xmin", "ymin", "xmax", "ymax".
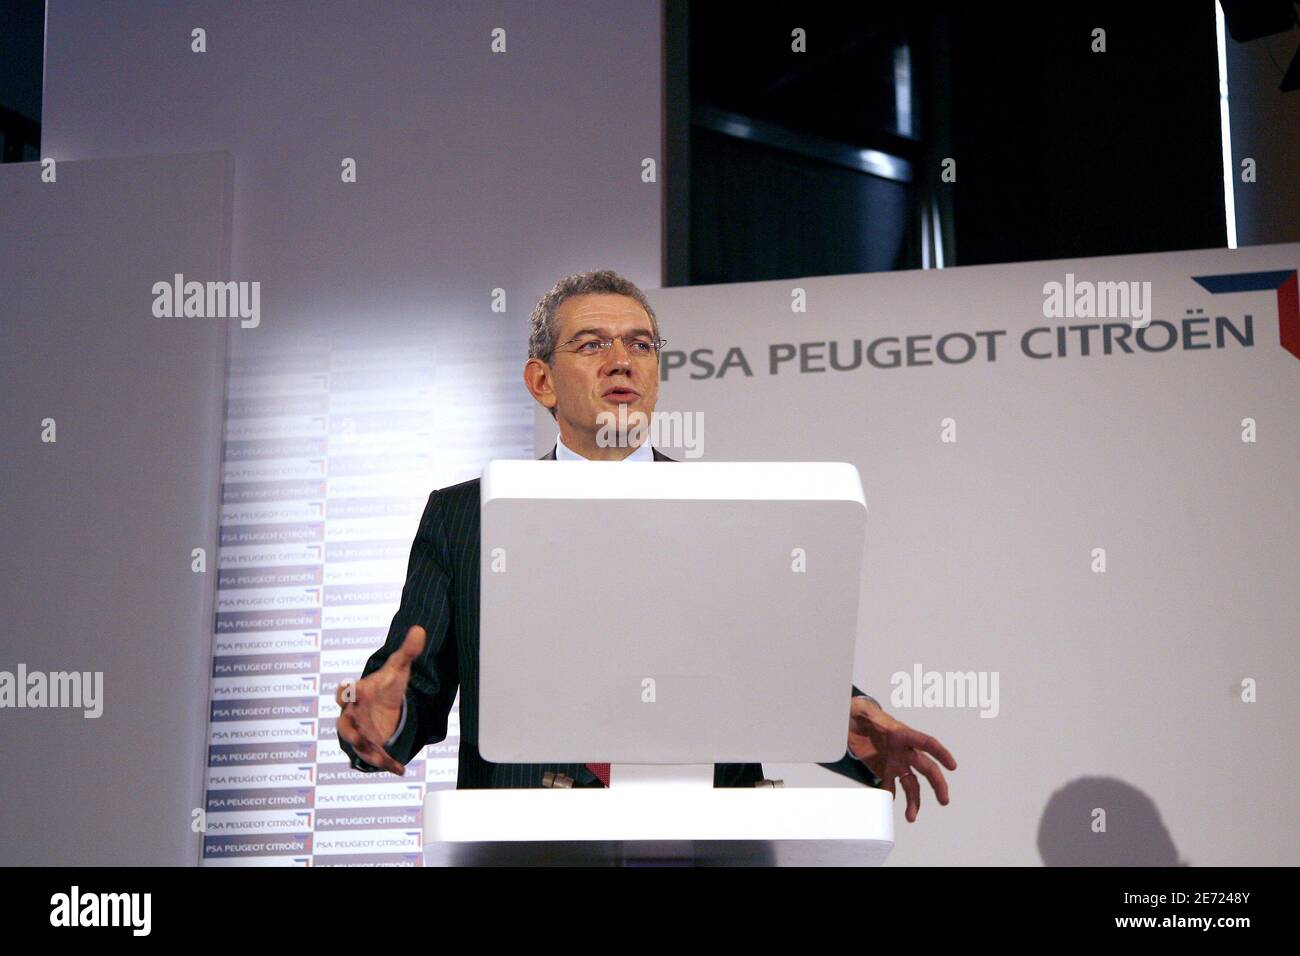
[
  {"xmin": 539, "ymin": 243, "xmax": 1299, "ymax": 865},
  {"xmin": 39, "ymin": 0, "xmax": 663, "ymax": 866},
  {"xmin": 0, "ymin": 153, "xmax": 230, "ymax": 864}
]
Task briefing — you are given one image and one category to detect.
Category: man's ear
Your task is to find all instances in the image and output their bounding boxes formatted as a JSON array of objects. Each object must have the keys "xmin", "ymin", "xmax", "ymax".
[{"xmin": 522, "ymin": 357, "xmax": 558, "ymax": 416}]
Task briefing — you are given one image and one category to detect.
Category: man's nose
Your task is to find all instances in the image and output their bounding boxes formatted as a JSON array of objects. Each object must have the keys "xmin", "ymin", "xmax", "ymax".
[{"xmin": 603, "ymin": 339, "xmax": 634, "ymax": 370}]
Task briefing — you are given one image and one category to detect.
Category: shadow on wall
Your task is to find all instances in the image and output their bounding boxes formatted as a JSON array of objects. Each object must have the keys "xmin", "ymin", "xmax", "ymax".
[{"xmin": 1039, "ymin": 777, "xmax": 1187, "ymax": 866}]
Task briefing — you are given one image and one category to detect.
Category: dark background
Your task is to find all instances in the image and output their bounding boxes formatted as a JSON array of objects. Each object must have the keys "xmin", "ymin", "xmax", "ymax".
[
  {"xmin": 5, "ymin": 1, "xmax": 1296, "ymax": 280},
  {"xmin": 669, "ymin": 1, "xmax": 1243, "ymax": 284}
]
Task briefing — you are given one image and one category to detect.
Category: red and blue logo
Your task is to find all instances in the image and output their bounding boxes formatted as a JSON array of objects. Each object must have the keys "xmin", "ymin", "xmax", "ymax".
[{"xmin": 1192, "ymin": 269, "xmax": 1298, "ymax": 361}]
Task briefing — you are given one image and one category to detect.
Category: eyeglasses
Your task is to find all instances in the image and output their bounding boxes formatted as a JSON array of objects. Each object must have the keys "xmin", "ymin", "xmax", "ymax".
[{"xmin": 546, "ymin": 333, "xmax": 667, "ymax": 361}]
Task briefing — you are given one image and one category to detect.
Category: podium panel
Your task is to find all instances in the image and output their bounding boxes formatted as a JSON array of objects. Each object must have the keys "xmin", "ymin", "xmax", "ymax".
[{"xmin": 423, "ymin": 787, "xmax": 894, "ymax": 866}]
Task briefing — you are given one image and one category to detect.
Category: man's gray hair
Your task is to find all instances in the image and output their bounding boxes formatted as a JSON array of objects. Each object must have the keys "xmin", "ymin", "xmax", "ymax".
[{"xmin": 527, "ymin": 269, "xmax": 660, "ymax": 364}]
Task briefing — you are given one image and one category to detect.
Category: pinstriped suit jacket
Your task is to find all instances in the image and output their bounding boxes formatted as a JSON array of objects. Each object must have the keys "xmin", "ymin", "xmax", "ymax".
[{"xmin": 339, "ymin": 445, "xmax": 882, "ymax": 789}]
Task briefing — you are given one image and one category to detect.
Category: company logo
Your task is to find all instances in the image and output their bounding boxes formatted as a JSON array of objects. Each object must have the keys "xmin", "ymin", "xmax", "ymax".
[
  {"xmin": 661, "ymin": 269, "xmax": 1299, "ymax": 378},
  {"xmin": 1192, "ymin": 269, "xmax": 1299, "ymax": 361}
]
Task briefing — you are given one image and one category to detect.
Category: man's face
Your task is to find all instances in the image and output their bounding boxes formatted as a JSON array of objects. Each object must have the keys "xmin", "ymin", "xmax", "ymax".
[{"xmin": 531, "ymin": 293, "xmax": 660, "ymax": 444}]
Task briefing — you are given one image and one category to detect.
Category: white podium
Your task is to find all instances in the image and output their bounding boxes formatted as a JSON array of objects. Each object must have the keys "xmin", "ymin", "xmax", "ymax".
[
  {"xmin": 422, "ymin": 766, "xmax": 894, "ymax": 866},
  {"xmin": 447, "ymin": 461, "xmax": 886, "ymax": 865}
]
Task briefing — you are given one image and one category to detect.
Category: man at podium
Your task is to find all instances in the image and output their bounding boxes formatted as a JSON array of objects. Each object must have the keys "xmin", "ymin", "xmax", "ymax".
[{"xmin": 337, "ymin": 269, "xmax": 956, "ymax": 824}]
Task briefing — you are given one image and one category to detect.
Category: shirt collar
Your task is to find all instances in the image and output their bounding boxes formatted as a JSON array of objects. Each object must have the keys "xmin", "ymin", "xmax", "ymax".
[{"xmin": 555, "ymin": 432, "xmax": 654, "ymax": 462}]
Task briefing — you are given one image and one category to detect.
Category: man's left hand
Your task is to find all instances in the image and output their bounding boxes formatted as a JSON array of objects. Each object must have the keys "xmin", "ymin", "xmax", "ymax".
[{"xmin": 847, "ymin": 696, "xmax": 956, "ymax": 823}]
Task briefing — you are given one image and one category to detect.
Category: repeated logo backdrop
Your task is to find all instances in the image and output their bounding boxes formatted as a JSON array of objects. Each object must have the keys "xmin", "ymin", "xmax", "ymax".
[{"xmin": 202, "ymin": 334, "xmax": 528, "ymax": 865}]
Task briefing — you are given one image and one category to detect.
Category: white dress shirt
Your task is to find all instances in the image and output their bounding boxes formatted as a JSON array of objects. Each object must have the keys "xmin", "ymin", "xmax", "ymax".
[{"xmin": 555, "ymin": 432, "xmax": 654, "ymax": 462}]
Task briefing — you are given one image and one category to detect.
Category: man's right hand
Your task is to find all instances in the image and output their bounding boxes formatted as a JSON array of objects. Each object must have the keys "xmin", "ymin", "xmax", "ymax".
[{"xmin": 335, "ymin": 625, "xmax": 427, "ymax": 775}]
